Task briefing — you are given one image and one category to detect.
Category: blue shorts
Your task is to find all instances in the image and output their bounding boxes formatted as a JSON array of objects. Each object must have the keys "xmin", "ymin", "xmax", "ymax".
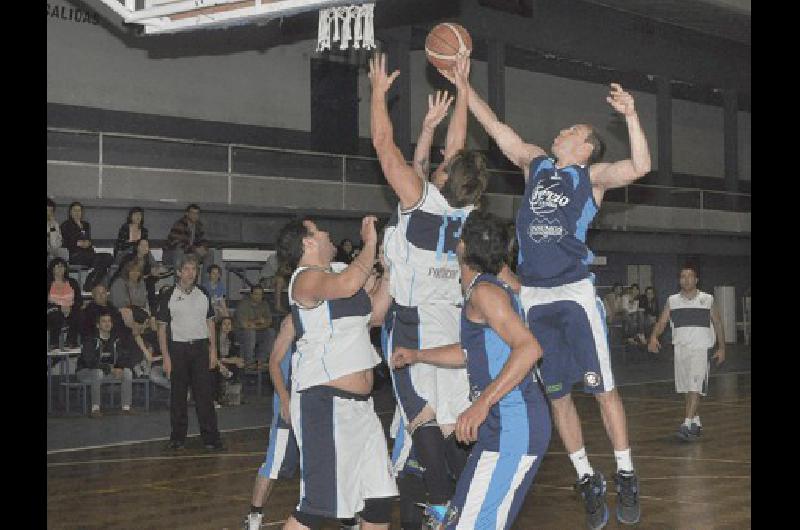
[
  {"xmin": 520, "ymin": 278, "xmax": 614, "ymax": 399},
  {"xmin": 258, "ymin": 390, "xmax": 300, "ymax": 480}
]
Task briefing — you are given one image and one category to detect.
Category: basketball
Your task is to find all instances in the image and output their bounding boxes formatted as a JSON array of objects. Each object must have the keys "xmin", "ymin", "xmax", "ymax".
[{"xmin": 425, "ymin": 22, "xmax": 472, "ymax": 70}]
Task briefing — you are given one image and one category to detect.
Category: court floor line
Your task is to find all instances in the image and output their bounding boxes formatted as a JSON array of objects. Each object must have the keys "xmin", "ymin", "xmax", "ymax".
[
  {"xmin": 546, "ymin": 451, "xmax": 750, "ymax": 465},
  {"xmin": 532, "ymin": 483, "xmax": 731, "ymax": 507}
]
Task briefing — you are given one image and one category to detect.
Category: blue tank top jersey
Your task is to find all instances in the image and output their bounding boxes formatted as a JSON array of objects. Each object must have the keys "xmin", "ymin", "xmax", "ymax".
[
  {"xmin": 516, "ymin": 156, "xmax": 598, "ymax": 287},
  {"xmin": 461, "ymin": 274, "xmax": 547, "ymax": 453}
]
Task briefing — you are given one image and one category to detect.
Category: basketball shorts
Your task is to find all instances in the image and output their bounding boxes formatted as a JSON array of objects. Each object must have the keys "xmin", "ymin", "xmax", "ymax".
[
  {"xmin": 674, "ymin": 345, "xmax": 710, "ymax": 395},
  {"xmin": 387, "ymin": 302, "xmax": 471, "ymax": 428},
  {"xmin": 291, "ymin": 385, "xmax": 398, "ymax": 519},
  {"xmin": 520, "ymin": 277, "xmax": 614, "ymax": 400},
  {"xmin": 258, "ymin": 388, "xmax": 300, "ymax": 480}
]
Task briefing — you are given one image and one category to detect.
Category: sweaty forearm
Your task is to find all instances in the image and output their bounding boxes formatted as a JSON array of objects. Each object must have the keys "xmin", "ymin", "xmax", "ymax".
[
  {"xmin": 414, "ymin": 126, "xmax": 435, "ymax": 179},
  {"xmin": 476, "ymin": 343, "xmax": 537, "ymax": 409}
]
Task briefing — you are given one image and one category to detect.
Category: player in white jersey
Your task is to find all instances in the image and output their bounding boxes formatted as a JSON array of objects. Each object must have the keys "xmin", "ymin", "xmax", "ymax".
[
  {"xmin": 369, "ymin": 51, "xmax": 490, "ymax": 516},
  {"xmin": 648, "ymin": 264, "xmax": 726, "ymax": 441},
  {"xmin": 277, "ymin": 216, "xmax": 397, "ymax": 530}
]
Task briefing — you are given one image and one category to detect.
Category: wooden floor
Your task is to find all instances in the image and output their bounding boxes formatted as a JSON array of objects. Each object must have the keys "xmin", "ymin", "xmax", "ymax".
[{"xmin": 47, "ymin": 372, "xmax": 751, "ymax": 529}]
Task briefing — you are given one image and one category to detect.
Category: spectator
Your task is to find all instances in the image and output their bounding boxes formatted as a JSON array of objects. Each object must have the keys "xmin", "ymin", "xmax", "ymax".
[
  {"xmin": 59, "ymin": 201, "xmax": 113, "ymax": 291},
  {"xmin": 269, "ymin": 262, "xmax": 292, "ymax": 315},
  {"xmin": 113, "ymin": 206, "xmax": 149, "ymax": 263},
  {"xmin": 81, "ymin": 284, "xmax": 125, "ymax": 340},
  {"xmin": 164, "ymin": 203, "xmax": 214, "ymax": 285},
  {"xmin": 335, "ymin": 238, "xmax": 356, "ymax": 264},
  {"xmin": 234, "ymin": 285, "xmax": 274, "ymax": 370},
  {"xmin": 157, "ymin": 254, "xmax": 224, "ymax": 451},
  {"xmin": 76, "ymin": 312, "xmax": 133, "ymax": 416},
  {"xmin": 603, "ymin": 283, "xmax": 625, "ymax": 324},
  {"xmin": 640, "ymin": 286, "xmax": 659, "ymax": 336},
  {"xmin": 110, "ymin": 261, "xmax": 150, "ymax": 328},
  {"xmin": 203, "ymin": 264, "xmax": 229, "ymax": 319},
  {"xmin": 47, "ymin": 258, "xmax": 83, "ymax": 349},
  {"xmin": 125, "ymin": 308, "xmax": 170, "ymax": 390},
  {"xmin": 622, "ymin": 284, "xmax": 645, "ymax": 344},
  {"xmin": 47, "ymin": 198, "xmax": 68, "ymax": 263},
  {"xmin": 215, "ymin": 316, "xmax": 244, "ymax": 406},
  {"xmin": 114, "ymin": 238, "xmax": 170, "ymax": 313}
]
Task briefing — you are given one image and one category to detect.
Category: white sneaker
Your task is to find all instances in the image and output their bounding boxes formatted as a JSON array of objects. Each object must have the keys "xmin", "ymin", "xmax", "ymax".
[
  {"xmin": 244, "ymin": 512, "xmax": 262, "ymax": 530},
  {"xmin": 122, "ymin": 405, "xmax": 131, "ymax": 412},
  {"xmin": 214, "ymin": 401, "xmax": 222, "ymax": 409}
]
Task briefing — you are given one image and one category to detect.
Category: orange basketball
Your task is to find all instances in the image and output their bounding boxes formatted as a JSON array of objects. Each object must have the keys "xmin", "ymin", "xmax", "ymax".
[{"xmin": 425, "ymin": 23, "xmax": 472, "ymax": 70}]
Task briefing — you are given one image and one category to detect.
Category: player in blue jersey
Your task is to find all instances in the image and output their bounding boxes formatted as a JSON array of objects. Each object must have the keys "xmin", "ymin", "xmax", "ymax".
[
  {"xmin": 392, "ymin": 211, "xmax": 551, "ymax": 530},
  {"xmin": 465, "ymin": 81, "xmax": 651, "ymax": 528},
  {"xmin": 370, "ymin": 52, "xmax": 488, "ymax": 521}
]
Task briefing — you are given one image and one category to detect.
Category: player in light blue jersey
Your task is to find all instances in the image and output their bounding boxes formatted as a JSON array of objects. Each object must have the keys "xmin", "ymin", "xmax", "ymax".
[{"xmin": 465, "ymin": 80, "xmax": 651, "ymax": 528}]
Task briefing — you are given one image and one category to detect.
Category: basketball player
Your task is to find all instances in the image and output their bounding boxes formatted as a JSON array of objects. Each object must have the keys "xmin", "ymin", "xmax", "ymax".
[
  {"xmin": 464, "ymin": 80, "xmax": 650, "ymax": 527},
  {"xmin": 277, "ymin": 216, "xmax": 397, "ymax": 530},
  {"xmin": 244, "ymin": 315, "xmax": 299, "ymax": 530},
  {"xmin": 648, "ymin": 265, "xmax": 726, "ymax": 441},
  {"xmin": 392, "ymin": 211, "xmax": 551, "ymax": 530},
  {"xmin": 369, "ymin": 51, "xmax": 487, "ymax": 520}
]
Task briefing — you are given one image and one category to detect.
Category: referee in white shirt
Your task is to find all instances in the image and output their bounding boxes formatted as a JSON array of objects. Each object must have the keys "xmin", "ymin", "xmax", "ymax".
[{"xmin": 158, "ymin": 254, "xmax": 224, "ymax": 451}]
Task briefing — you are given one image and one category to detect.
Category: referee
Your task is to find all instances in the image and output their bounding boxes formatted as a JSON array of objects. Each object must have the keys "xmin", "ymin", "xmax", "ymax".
[{"xmin": 158, "ymin": 254, "xmax": 225, "ymax": 451}]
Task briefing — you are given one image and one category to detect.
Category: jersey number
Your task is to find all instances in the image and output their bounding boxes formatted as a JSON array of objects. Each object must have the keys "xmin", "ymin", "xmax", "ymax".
[{"xmin": 435, "ymin": 213, "xmax": 467, "ymax": 262}]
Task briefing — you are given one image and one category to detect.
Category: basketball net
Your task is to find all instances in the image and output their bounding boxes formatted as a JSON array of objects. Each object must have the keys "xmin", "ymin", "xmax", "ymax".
[{"xmin": 317, "ymin": 3, "xmax": 375, "ymax": 52}]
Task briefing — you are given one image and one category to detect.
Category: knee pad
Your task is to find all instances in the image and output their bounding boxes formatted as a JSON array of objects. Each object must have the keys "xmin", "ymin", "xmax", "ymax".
[
  {"xmin": 292, "ymin": 509, "xmax": 323, "ymax": 530},
  {"xmin": 359, "ymin": 497, "xmax": 394, "ymax": 524}
]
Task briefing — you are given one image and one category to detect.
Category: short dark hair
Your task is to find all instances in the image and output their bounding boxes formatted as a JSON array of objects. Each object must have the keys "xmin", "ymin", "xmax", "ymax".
[
  {"xmin": 251, "ymin": 285, "xmax": 264, "ymax": 294},
  {"xmin": 680, "ymin": 264, "xmax": 698, "ymax": 277},
  {"xmin": 47, "ymin": 198, "xmax": 56, "ymax": 209},
  {"xmin": 276, "ymin": 218, "xmax": 313, "ymax": 271},
  {"xmin": 440, "ymin": 150, "xmax": 489, "ymax": 208},
  {"xmin": 207, "ymin": 264, "xmax": 221, "ymax": 274},
  {"xmin": 186, "ymin": 203, "xmax": 200, "ymax": 212},
  {"xmin": 95, "ymin": 310, "xmax": 113, "ymax": 325},
  {"xmin": 126, "ymin": 206, "xmax": 145, "ymax": 225},
  {"xmin": 67, "ymin": 201, "xmax": 83, "ymax": 218},
  {"xmin": 461, "ymin": 211, "xmax": 509, "ymax": 275},
  {"xmin": 48, "ymin": 257, "xmax": 69, "ymax": 278},
  {"xmin": 586, "ymin": 127, "xmax": 605, "ymax": 164}
]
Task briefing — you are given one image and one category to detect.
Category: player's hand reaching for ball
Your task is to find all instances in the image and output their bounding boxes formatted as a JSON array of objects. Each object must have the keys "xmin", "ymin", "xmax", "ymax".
[
  {"xmin": 456, "ymin": 399, "xmax": 490, "ymax": 443},
  {"xmin": 391, "ymin": 347, "xmax": 419, "ymax": 369},
  {"xmin": 422, "ymin": 90, "xmax": 454, "ymax": 132},
  {"xmin": 368, "ymin": 53, "xmax": 400, "ymax": 95},
  {"xmin": 607, "ymin": 83, "xmax": 636, "ymax": 116},
  {"xmin": 361, "ymin": 216, "xmax": 378, "ymax": 247},
  {"xmin": 437, "ymin": 53, "xmax": 471, "ymax": 91}
]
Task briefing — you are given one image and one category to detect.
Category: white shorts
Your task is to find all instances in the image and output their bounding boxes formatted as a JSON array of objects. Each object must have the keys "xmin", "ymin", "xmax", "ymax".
[
  {"xmin": 674, "ymin": 345, "xmax": 710, "ymax": 395},
  {"xmin": 291, "ymin": 385, "xmax": 398, "ymax": 519},
  {"xmin": 388, "ymin": 302, "xmax": 471, "ymax": 427}
]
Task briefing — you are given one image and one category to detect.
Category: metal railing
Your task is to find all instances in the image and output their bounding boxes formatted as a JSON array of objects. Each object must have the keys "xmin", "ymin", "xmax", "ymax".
[{"xmin": 47, "ymin": 127, "xmax": 751, "ymax": 213}]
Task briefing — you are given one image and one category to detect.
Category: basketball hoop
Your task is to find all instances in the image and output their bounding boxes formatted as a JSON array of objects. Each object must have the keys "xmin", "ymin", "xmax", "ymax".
[{"xmin": 317, "ymin": 3, "xmax": 375, "ymax": 52}]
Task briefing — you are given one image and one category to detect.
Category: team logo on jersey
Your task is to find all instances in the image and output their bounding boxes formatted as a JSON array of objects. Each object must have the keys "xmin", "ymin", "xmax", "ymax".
[
  {"xmin": 529, "ymin": 181, "xmax": 570, "ymax": 214},
  {"xmin": 584, "ymin": 371, "xmax": 602, "ymax": 387},
  {"xmin": 528, "ymin": 217, "xmax": 567, "ymax": 243},
  {"xmin": 469, "ymin": 385, "xmax": 482, "ymax": 402}
]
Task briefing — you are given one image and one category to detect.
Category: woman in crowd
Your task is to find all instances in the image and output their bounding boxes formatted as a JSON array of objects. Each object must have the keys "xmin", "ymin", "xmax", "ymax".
[
  {"xmin": 47, "ymin": 257, "xmax": 83, "ymax": 349},
  {"xmin": 114, "ymin": 206, "xmax": 149, "ymax": 263},
  {"xmin": 115, "ymin": 238, "xmax": 168, "ymax": 313},
  {"xmin": 60, "ymin": 201, "xmax": 114, "ymax": 290},
  {"xmin": 110, "ymin": 261, "xmax": 151, "ymax": 329},
  {"xmin": 47, "ymin": 198, "xmax": 68, "ymax": 263},
  {"xmin": 335, "ymin": 238, "xmax": 357, "ymax": 264},
  {"xmin": 203, "ymin": 264, "xmax": 230, "ymax": 319}
]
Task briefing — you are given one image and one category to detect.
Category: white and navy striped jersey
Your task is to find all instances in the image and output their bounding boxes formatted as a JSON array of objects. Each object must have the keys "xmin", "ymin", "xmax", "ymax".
[
  {"xmin": 288, "ymin": 262, "xmax": 381, "ymax": 391},
  {"xmin": 668, "ymin": 290, "xmax": 716, "ymax": 349},
  {"xmin": 383, "ymin": 181, "xmax": 475, "ymax": 307}
]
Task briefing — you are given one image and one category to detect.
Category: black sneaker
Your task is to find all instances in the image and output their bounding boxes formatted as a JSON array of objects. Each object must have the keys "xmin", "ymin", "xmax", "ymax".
[
  {"xmin": 166, "ymin": 440, "xmax": 185, "ymax": 450},
  {"xmin": 613, "ymin": 470, "xmax": 641, "ymax": 525},
  {"xmin": 575, "ymin": 472, "xmax": 608, "ymax": 529},
  {"xmin": 204, "ymin": 440, "xmax": 226, "ymax": 452}
]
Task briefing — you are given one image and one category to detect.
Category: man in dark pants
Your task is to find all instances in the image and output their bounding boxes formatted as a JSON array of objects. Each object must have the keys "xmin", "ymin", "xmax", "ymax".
[{"xmin": 157, "ymin": 254, "xmax": 225, "ymax": 451}]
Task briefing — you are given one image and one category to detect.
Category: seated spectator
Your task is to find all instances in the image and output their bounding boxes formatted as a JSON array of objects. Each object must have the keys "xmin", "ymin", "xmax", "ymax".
[
  {"xmin": 215, "ymin": 316, "xmax": 244, "ymax": 406},
  {"xmin": 81, "ymin": 284, "xmax": 125, "ymax": 340},
  {"xmin": 640, "ymin": 286, "xmax": 659, "ymax": 336},
  {"xmin": 604, "ymin": 283, "xmax": 625, "ymax": 324},
  {"xmin": 622, "ymin": 284, "xmax": 646, "ymax": 345},
  {"xmin": 164, "ymin": 203, "xmax": 214, "ymax": 285},
  {"xmin": 234, "ymin": 285, "xmax": 274, "ymax": 369},
  {"xmin": 59, "ymin": 201, "xmax": 114, "ymax": 291},
  {"xmin": 335, "ymin": 238, "xmax": 356, "ymax": 264},
  {"xmin": 203, "ymin": 264, "xmax": 229, "ymax": 319},
  {"xmin": 115, "ymin": 238, "xmax": 170, "ymax": 313},
  {"xmin": 47, "ymin": 258, "xmax": 83, "ymax": 349},
  {"xmin": 109, "ymin": 261, "xmax": 151, "ymax": 328},
  {"xmin": 47, "ymin": 198, "xmax": 69, "ymax": 263},
  {"xmin": 76, "ymin": 312, "xmax": 133, "ymax": 416},
  {"xmin": 125, "ymin": 308, "xmax": 170, "ymax": 390},
  {"xmin": 113, "ymin": 206, "xmax": 149, "ymax": 264}
]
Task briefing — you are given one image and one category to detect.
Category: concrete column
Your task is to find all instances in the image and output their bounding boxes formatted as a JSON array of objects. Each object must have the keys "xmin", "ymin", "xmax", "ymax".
[
  {"xmin": 656, "ymin": 76, "xmax": 673, "ymax": 187},
  {"xmin": 722, "ymin": 89, "xmax": 739, "ymax": 193}
]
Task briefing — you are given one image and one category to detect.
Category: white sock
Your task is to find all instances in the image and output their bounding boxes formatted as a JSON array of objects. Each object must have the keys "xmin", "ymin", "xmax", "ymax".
[
  {"xmin": 692, "ymin": 416, "xmax": 701, "ymax": 427},
  {"xmin": 91, "ymin": 404, "xmax": 100, "ymax": 412},
  {"xmin": 569, "ymin": 448, "xmax": 594, "ymax": 479},
  {"xmin": 122, "ymin": 405, "xmax": 130, "ymax": 411},
  {"xmin": 683, "ymin": 417, "xmax": 692, "ymax": 427},
  {"xmin": 614, "ymin": 448, "xmax": 634, "ymax": 473}
]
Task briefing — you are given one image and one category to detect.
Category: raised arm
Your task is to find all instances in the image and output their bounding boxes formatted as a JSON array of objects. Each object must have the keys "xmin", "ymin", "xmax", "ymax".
[
  {"xmin": 456, "ymin": 283, "xmax": 543, "ymax": 443},
  {"xmin": 292, "ymin": 217, "xmax": 378, "ymax": 306},
  {"xmin": 647, "ymin": 302, "xmax": 671, "ymax": 353},
  {"xmin": 431, "ymin": 55, "xmax": 471, "ymax": 185},
  {"xmin": 466, "ymin": 82, "xmax": 546, "ymax": 179},
  {"xmin": 413, "ymin": 91, "xmax": 453, "ymax": 180},
  {"xmin": 589, "ymin": 83, "xmax": 651, "ymax": 204},
  {"xmin": 269, "ymin": 315, "xmax": 295, "ymax": 422},
  {"xmin": 369, "ymin": 53, "xmax": 423, "ymax": 209}
]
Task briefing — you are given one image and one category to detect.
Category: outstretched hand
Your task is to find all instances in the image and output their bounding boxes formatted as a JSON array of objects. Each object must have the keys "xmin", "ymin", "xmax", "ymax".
[
  {"xmin": 437, "ymin": 53, "xmax": 471, "ymax": 91},
  {"xmin": 368, "ymin": 53, "xmax": 400, "ymax": 95},
  {"xmin": 361, "ymin": 215, "xmax": 378, "ymax": 246},
  {"xmin": 607, "ymin": 83, "xmax": 636, "ymax": 116},
  {"xmin": 423, "ymin": 90, "xmax": 454, "ymax": 131}
]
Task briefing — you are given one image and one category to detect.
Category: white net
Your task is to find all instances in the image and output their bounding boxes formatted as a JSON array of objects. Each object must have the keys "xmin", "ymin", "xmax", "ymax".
[{"xmin": 317, "ymin": 3, "xmax": 375, "ymax": 52}]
